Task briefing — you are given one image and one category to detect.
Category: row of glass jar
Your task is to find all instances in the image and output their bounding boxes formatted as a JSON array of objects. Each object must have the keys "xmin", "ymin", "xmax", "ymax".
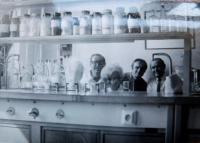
[
  {"xmin": 0, "ymin": 7, "xmax": 198, "ymax": 38},
  {"xmin": 17, "ymin": 7, "xmax": 142, "ymax": 37}
]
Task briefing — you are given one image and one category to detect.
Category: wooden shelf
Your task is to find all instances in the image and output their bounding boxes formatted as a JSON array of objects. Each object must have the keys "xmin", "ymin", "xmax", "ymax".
[{"xmin": 0, "ymin": 32, "xmax": 192, "ymax": 44}]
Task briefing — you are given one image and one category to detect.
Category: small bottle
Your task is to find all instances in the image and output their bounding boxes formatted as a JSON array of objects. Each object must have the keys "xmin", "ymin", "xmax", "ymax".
[
  {"xmin": 92, "ymin": 12, "xmax": 102, "ymax": 35},
  {"xmin": 127, "ymin": 7, "xmax": 141, "ymax": 33},
  {"xmin": 102, "ymin": 9, "xmax": 114, "ymax": 34},
  {"xmin": 30, "ymin": 13, "xmax": 41, "ymax": 36},
  {"xmin": 59, "ymin": 58, "xmax": 66, "ymax": 87},
  {"xmin": 160, "ymin": 4, "xmax": 169, "ymax": 32},
  {"xmin": 40, "ymin": 13, "xmax": 51, "ymax": 36},
  {"xmin": 51, "ymin": 12, "xmax": 61, "ymax": 36},
  {"xmin": 114, "ymin": 7, "xmax": 128, "ymax": 34},
  {"xmin": 0, "ymin": 14, "xmax": 10, "ymax": 37},
  {"xmin": 79, "ymin": 10, "xmax": 92, "ymax": 35},
  {"xmin": 149, "ymin": 10, "xmax": 160, "ymax": 33},
  {"xmin": 168, "ymin": 15, "xmax": 177, "ymax": 32},
  {"xmin": 10, "ymin": 10, "xmax": 20, "ymax": 37},
  {"xmin": 73, "ymin": 17, "xmax": 79, "ymax": 35},
  {"xmin": 61, "ymin": 11, "xmax": 73, "ymax": 35},
  {"xmin": 20, "ymin": 13, "xmax": 31, "ymax": 37}
]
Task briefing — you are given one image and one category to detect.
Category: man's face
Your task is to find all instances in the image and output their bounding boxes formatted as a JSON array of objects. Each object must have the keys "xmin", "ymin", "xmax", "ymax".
[
  {"xmin": 90, "ymin": 56, "xmax": 105, "ymax": 80},
  {"xmin": 151, "ymin": 60, "xmax": 165, "ymax": 79},
  {"xmin": 132, "ymin": 61, "xmax": 146, "ymax": 79}
]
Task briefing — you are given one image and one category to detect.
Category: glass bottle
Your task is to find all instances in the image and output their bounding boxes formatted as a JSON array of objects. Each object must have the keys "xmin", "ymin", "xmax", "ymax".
[
  {"xmin": 30, "ymin": 13, "xmax": 41, "ymax": 37},
  {"xmin": 0, "ymin": 14, "xmax": 10, "ymax": 37},
  {"xmin": 10, "ymin": 10, "xmax": 20, "ymax": 37},
  {"xmin": 20, "ymin": 14, "xmax": 30, "ymax": 37},
  {"xmin": 160, "ymin": 4, "xmax": 169, "ymax": 32},
  {"xmin": 51, "ymin": 12, "xmax": 61, "ymax": 36},
  {"xmin": 149, "ymin": 10, "xmax": 160, "ymax": 33},
  {"xmin": 73, "ymin": 17, "xmax": 79, "ymax": 35},
  {"xmin": 61, "ymin": 11, "xmax": 73, "ymax": 35},
  {"xmin": 127, "ymin": 7, "xmax": 141, "ymax": 33},
  {"xmin": 40, "ymin": 13, "xmax": 51, "ymax": 36},
  {"xmin": 59, "ymin": 58, "xmax": 66, "ymax": 87},
  {"xmin": 102, "ymin": 9, "xmax": 114, "ymax": 34},
  {"xmin": 79, "ymin": 10, "xmax": 92, "ymax": 35},
  {"xmin": 114, "ymin": 7, "xmax": 128, "ymax": 34},
  {"xmin": 92, "ymin": 12, "xmax": 102, "ymax": 35},
  {"xmin": 168, "ymin": 15, "xmax": 177, "ymax": 32}
]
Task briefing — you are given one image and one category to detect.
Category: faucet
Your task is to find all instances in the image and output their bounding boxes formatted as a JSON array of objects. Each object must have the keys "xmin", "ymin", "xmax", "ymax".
[{"xmin": 152, "ymin": 53, "xmax": 173, "ymax": 76}]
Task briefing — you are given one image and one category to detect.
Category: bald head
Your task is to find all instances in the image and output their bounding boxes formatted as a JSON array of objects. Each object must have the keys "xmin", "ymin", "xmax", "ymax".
[{"xmin": 90, "ymin": 54, "xmax": 106, "ymax": 81}]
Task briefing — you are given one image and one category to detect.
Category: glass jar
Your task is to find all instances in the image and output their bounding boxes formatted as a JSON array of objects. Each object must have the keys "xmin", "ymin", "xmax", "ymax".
[
  {"xmin": 127, "ymin": 7, "xmax": 141, "ymax": 33},
  {"xmin": 10, "ymin": 10, "xmax": 20, "ymax": 37},
  {"xmin": 30, "ymin": 13, "xmax": 41, "ymax": 37},
  {"xmin": 92, "ymin": 12, "xmax": 102, "ymax": 35},
  {"xmin": 73, "ymin": 17, "xmax": 79, "ymax": 35},
  {"xmin": 149, "ymin": 10, "xmax": 160, "ymax": 33},
  {"xmin": 102, "ymin": 9, "xmax": 114, "ymax": 34},
  {"xmin": 79, "ymin": 10, "xmax": 92, "ymax": 35},
  {"xmin": 168, "ymin": 15, "xmax": 177, "ymax": 32},
  {"xmin": 20, "ymin": 14, "xmax": 30, "ymax": 37},
  {"xmin": 176, "ymin": 16, "xmax": 187, "ymax": 32},
  {"xmin": 160, "ymin": 4, "xmax": 169, "ymax": 32},
  {"xmin": 61, "ymin": 11, "xmax": 73, "ymax": 35},
  {"xmin": 40, "ymin": 13, "xmax": 51, "ymax": 36},
  {"xmin": 114, "ymin": 7, "xmax": 128, "ymax": 34},
  {"xmin": 51, "ymin": 12, "xmax": 61, "ymax": 36},
  {"xmin": 0, "ymin": 14, "xmax": 10, "ymax": 37}
]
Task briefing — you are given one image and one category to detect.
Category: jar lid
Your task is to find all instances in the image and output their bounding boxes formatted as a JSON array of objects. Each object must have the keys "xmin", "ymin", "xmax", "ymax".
[
  {"xmin": 54, "ymin": 12, "xmax": 61, "ymax": 17},
  {"xmin": 93, "ymin": 12, "xmax": 101, "ymax": 17},
  {"xmin": 43, "ymin": 13, "xmax": 51, "ymax": 17},
  {"xmin": 24, "ymin": 13, "xmax": 30, "ymax": 17},
  {"xmin": 63, "ymin": 11, "xmax": 72, "ymax": 16},
  {"xmin": 103, "ymin": 9, "xmax": 112, "ymax": 15},
  {"xmin": 81, "ymin": 10, "xmax": 90, "ymax": 15}
]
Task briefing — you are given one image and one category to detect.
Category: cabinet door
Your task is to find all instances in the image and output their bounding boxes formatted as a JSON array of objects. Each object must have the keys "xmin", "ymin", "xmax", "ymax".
[
  {"xmin": 104, "ymin": 133, "xmax": 165, "ymax": 143},
  {"xmin": 44, "ymin": 130, "xmax": 67, "ymax": 143},
  {"xmin": 43, "ymin": 128, "xmax": 99, "ymax": 143},
  {"xmin": 0, "ymin": 124, "xmax": 30, "ymax": 143}
]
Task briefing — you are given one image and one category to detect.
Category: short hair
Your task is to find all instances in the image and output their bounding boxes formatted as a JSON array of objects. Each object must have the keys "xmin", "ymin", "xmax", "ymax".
[
  {"xmin": 151, "ymin": 58, "xmax": 166, "ymax": 69},
  {"xmin": 90, "ymin": 53, "xmax": 106, "ymax": 65},
  {"xmin": 101, "ymin": 64, "xmax": 123, "ymax": 81},
  {"xmin": 131, "ymin": 58, "xmax": 147, "ymax": 71}
]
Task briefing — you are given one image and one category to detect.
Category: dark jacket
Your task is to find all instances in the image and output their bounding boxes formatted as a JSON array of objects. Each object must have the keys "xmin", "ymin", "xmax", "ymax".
[{"xmin": 123, "ymin": 73, "xmax": 147, "ymax": 91}]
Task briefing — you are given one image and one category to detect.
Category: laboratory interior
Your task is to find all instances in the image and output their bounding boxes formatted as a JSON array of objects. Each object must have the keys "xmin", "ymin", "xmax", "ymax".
[{"xmin": 0, "ymin": 0, "xmax": 199, "ymax": 143}]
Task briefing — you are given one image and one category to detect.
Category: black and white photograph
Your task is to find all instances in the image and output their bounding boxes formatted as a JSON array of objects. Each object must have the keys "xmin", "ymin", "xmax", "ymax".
[{"xmin": 0, "ymin": 0, "xmax": 200, "ymax": 143}]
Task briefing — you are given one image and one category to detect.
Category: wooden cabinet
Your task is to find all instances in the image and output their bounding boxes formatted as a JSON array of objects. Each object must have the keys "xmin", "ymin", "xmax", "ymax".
[
  {"xmin": 42, "ymin": 126, "xmax": 164, "ymax": 143},
  {"xmin": 42, "ymin": 127, "xmax": 99, "ymax": 143},
  {"xmin": 0, "ymin": 123, "xmax": 30, "ymax": 143}
]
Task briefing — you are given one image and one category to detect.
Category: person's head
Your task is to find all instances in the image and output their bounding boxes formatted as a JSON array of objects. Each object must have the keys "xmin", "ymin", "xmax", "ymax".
[
  {"xmin": 61, "ymin": 44, "xmax": 72, "ymax": 58},
  {"xmin": 150, "ymin": 58, "xmax": 166, "ymax": 79},
  {"xmin": 131, "ymin": 58, "xmax": 147, "ymax": 79},
  {"xmin": 101, "ymin": 64, "xmax": 123, "ymax": 91},
  {"xmin": 90, "ymin": 54, "xmax": 106, "ymax": 81}
]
